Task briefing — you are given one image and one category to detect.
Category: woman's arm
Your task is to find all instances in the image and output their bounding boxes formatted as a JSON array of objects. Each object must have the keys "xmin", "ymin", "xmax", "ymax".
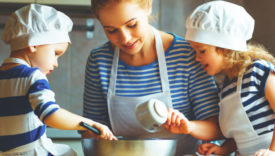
[{"xmin": 83, "ymin": 53, "xmax": 110, "ymax": 126}]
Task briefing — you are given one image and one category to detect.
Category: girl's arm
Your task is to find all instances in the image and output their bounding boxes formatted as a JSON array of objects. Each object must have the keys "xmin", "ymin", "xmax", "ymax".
[
  {"xmin": 188, "ymin": 117, "xmax": 224, "ymax": 141},
  {"xmin": 198, "ymin": 138, "xmax": 237, "ymax": 155},
  {"xmin": 265, "ymin": 71, "xmax": 275, "ymax": 151},
  {"xmin": 162, "ymin": 109, "xmax": 224, "ymax": 141}
]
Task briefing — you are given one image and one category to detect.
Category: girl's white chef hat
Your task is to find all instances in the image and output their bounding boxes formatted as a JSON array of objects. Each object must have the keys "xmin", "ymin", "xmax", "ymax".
[
  {"xmin": 185, "ymin": 1, "xmax": 254, "ymax": 51},
  {"xmin": 2, "ymin": 4, "xmax": 73, "ymax": 51}
]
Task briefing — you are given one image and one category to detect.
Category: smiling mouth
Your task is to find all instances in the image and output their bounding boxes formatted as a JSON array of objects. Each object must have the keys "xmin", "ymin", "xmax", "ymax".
[{"xmin": 124, "ymin": 40, "xmax": 138, "ymax": 49}]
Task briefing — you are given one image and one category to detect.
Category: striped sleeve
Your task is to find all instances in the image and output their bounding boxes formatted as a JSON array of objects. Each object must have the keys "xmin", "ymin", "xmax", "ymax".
[
  {"xmin": 83, "ymin": 35, "xmax": 220, "ymax": 125},
  {"xmin": 188, "ymin": 50, "xmax": 219, "ymax": 120},
  {"xmin": 249, "ymin": 60, "xmax": 275, "ymax": 93},
  {"xmin": 83, "ymin": 47, "xmax": 110, "ymax": 126},
  {"xmin": 241, "ymin": 60, "xmax": 275, "ymax": 135},
  {"xmin": 28, "ymin": 70, "xmax": 59, "ymax": 122}
]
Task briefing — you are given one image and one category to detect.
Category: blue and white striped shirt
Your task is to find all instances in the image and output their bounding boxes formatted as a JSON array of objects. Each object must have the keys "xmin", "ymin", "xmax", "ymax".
[
  {"xmin": 0, "ymin": 63, "xmax": 59, "ymax": 152},
  {"xmin": 83, "ymin": 34, "xmax": 219, "ymax": 127},
  {"xmin": 221, "ymin": 59, "xmax": 275, "ymax": 135}
]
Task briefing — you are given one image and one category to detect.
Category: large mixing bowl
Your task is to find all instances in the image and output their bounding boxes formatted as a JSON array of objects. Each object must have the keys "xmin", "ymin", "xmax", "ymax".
[{"xmin": 82, "ymin": 137, "xmax": 177, "ymax": 156}]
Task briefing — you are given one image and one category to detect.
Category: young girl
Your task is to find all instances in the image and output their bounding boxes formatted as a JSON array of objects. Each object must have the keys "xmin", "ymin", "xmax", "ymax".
[
  {"xmin": 0, "ymin": 4, "xmax": 116, "ymax": 156},
  {"xmin": 82, "ymin": 0, "xmax": 220, "ymax": 154},
  {"xmin": 163, "ymin": 1, "xmax": 275, "ymax": 156}
]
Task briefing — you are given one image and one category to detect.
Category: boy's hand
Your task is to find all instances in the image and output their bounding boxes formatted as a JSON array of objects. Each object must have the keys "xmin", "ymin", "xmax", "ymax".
[
  {"xmin": 198, "ymin": 143, "xmax": 225, "ymax": 155},
  {"xmin": 81, "ymin": 122, "xmax": 117, "ymax": 141},
  {"xmin": 254, "ymin": 149, "xmax": 275, "ymax": 156},
  {"xmin": 93, "ymin": 122, "xmax": 117, "ymax": 140},
  {"xmin": 162, "ymin": 108, "xmax": 193, "ymax": 134}
]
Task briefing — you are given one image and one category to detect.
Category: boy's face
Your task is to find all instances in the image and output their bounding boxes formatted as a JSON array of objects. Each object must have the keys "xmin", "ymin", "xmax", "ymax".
[
  {"xmin": 188, "ymin": 41, "xmax": 224, "ymax": 76},
  {"xmin": 28, "ymin": 43, "xmax": 69, "ymax": 75}
]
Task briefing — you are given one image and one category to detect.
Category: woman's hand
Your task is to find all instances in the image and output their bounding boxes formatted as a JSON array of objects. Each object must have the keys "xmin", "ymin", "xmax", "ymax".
[
  {"xmin": 254, "ymin": 149, "xmax": 275, "ymax": 156},
  {"xmin": 198, "ymin": 143, "xmax": 225, "ymax": 155},
  {"xmin": 162, "ymin": 108, "xmax": 193, "ymax": 134}
]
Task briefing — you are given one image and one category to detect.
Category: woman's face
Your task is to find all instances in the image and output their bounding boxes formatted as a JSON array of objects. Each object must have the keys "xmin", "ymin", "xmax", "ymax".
[
  {"xmin": 98, "ymin": 1, "xmax": 152, "ymax": 55},
  {"xmin": 189, "ymin": 41, "xmax": 225, "ymax": 75}
]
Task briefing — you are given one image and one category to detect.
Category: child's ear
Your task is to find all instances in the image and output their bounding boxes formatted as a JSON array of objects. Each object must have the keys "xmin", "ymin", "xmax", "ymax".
[{"xmin": 28, "ymin": 46, "xmax": 37, "ymax": 53}]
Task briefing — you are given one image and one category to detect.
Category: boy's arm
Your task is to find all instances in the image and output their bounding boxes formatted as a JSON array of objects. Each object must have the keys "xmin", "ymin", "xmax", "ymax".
[
  {"xmin": 44, "ymin": 108, "xmax": 117, "ymax": 140},
  {"xmin": 44, "ymin": 108, "xmax": 94, "ymax": 130}
]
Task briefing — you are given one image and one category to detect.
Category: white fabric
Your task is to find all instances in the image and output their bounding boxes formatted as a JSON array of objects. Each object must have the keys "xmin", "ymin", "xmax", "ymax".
[
  {"xmin": 0, "ymin": 134, "xmax": 76, "ymax": 156},
  {"xmin": 185, "ymin": 1, "xmax": 254, "ymax": 51},
  {"xmin": 219, "ymin": 74, "xmax": 272, "ymax": 155},
  {"xmin": 107, "ymin": 27, "xmax": 173, "ymax": 137},
  {"xmin": 106, "ymin": 27, "xmax": 200, "ymax": 155},
  {"xmin": 2, "ymin": 4, "xmax": 73, "ymax": 51},
  {"xmin": 0, "ymin": 58, "xmax": 76, "ymax": 156}
]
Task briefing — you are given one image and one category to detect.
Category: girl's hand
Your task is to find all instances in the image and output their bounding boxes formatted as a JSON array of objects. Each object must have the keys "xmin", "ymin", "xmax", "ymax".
[
  {"xmin": 162, "ymin": 108, "xmax": 193, "ymax": 134},
  {"xmin": 254, "ymin": 149, "xmax": 275, "ymax": 156},
  {"xmin": 198, "ymin": 143, "xmax": 225, "ymax": 155}
]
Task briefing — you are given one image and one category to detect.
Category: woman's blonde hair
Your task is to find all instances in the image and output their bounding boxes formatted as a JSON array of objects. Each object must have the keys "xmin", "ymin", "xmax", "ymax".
[
  {"xmin": 216, "ymin": 42, "xmax": 275, "ymax": 80},
  {"xmin": 91, "ymin": 0, "xmax": 152, "ymax": 18}
]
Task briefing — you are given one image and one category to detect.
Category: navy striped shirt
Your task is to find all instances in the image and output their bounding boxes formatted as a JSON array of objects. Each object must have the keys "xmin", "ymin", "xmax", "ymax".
[
  {"xmin": 221, "ymin": 59, "xmax": 275, "ymax": 135},
  {"xmin": 0, "ymin": 63, "xmax": 59, "ymax": 151},
  {"xmin": 83, "ymin": 34, "xmax": 219, "ymax": 127}
]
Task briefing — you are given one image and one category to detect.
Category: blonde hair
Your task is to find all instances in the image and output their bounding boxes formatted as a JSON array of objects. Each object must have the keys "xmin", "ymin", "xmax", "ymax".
[
  {"xmin": 216, "ymin": 42, "xmax": 275, "ymax": 80},
  {"xmin": 91, "ymin": 0, "xmax": 151, "ymax": 18}
]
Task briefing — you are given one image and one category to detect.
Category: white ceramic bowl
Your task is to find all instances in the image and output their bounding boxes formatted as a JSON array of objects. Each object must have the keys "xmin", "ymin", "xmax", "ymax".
[{"xmin": 135, "ymin": 99, "xmax": 168, "ymax": 132}]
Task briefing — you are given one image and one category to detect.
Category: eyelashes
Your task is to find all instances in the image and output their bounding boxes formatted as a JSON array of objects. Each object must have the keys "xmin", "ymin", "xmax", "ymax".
[{"xmin": 106, "ymin": 22, "xmax": 137, "ymax": 34}]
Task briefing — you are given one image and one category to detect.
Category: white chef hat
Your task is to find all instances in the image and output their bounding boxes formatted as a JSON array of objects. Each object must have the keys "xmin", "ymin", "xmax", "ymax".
[
  {"xmin": 2, "ymin": 3, "xmax": 73, "ymax": 51},
  {"xmin": 185, "ymin": 1, "xmax": 254, "ymax": 51}
]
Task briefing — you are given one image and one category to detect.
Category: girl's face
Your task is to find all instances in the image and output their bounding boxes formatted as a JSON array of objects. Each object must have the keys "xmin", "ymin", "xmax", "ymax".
[
  {"xmin": 189, "ymin": 41, "xmax": 224, "ymax": 75},
  {"xmin": 29, "ymin": 43, "xmax": 69, "ymax": 75},
  {"xmin": 98, "ymin": 1, "xmax": 152, "ymax": 55}
]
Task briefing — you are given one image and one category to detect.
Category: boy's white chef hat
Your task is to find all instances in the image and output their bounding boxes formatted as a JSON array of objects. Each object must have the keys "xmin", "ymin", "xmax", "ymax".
[
  {"xmin": 185, "ymin": 1, "xmax": 254, "ymax": 51},
  {"xmin": 2, "ymin": 4, "xmax": 73, "ymax": 51}
]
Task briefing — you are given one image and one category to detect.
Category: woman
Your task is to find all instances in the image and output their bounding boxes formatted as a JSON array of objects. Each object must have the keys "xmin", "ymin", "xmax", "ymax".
[{"xmin": 82, "ymin": 0, "xmax": 220, "ymax": 154}]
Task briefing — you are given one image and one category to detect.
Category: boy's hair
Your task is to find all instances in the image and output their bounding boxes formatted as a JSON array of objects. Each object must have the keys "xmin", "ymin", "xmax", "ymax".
[
  {"xmin": 216, "ymin": 42, "xmax": 275, "ymax": 80},
  {"xmin": 2, "ymin": 4, "xmax": 73, "ymax": 51}
]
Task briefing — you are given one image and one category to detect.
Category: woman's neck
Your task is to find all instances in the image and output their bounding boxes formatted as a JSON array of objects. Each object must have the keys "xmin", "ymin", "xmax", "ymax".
[
  {"xmin": 119, "ymin": 30, "xmax": 156, "ymax": 66},
  {"xmin": 118, "ymin": 30, "xmax": 174, "ymax": 66}
]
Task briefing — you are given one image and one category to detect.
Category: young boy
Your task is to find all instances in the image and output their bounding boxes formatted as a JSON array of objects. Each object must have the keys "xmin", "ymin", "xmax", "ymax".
[
  {"xmin": 0, "ymin": 4, "xmax": 116, "ymax": 156},
  {"xmin": 162, "ymin": 1, "xmax": 275, "ymax": 156}
]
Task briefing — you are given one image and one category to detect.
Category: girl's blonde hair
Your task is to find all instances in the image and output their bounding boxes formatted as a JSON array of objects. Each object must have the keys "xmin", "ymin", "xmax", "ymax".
[
  {"xmin": 91, "ymin": 0, "xmax": 151, "ymax": 18},
  {"xmin": 216, "ymin": 42, "xmax": 275, "ymax": 80}
]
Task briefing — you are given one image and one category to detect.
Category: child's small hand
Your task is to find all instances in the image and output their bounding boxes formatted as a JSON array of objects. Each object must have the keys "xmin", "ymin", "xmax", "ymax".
[
  {"xmin": 198, "ymin": 143, "xmax": 224, "ymax": 155},
  {"xmin": 254, "ymin": 149, "xmax": 275, "ymax": 156},
  {"xmin": 92, "ymin": 122, "xmax": 117, "ymax": 140},
  {"xmin": 162, "ymin": 108, "xmax": 192, "ymax": 134},
  {"xmin": 81, "ymin": 122, "xmax": 117, "ymax": 140}
]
